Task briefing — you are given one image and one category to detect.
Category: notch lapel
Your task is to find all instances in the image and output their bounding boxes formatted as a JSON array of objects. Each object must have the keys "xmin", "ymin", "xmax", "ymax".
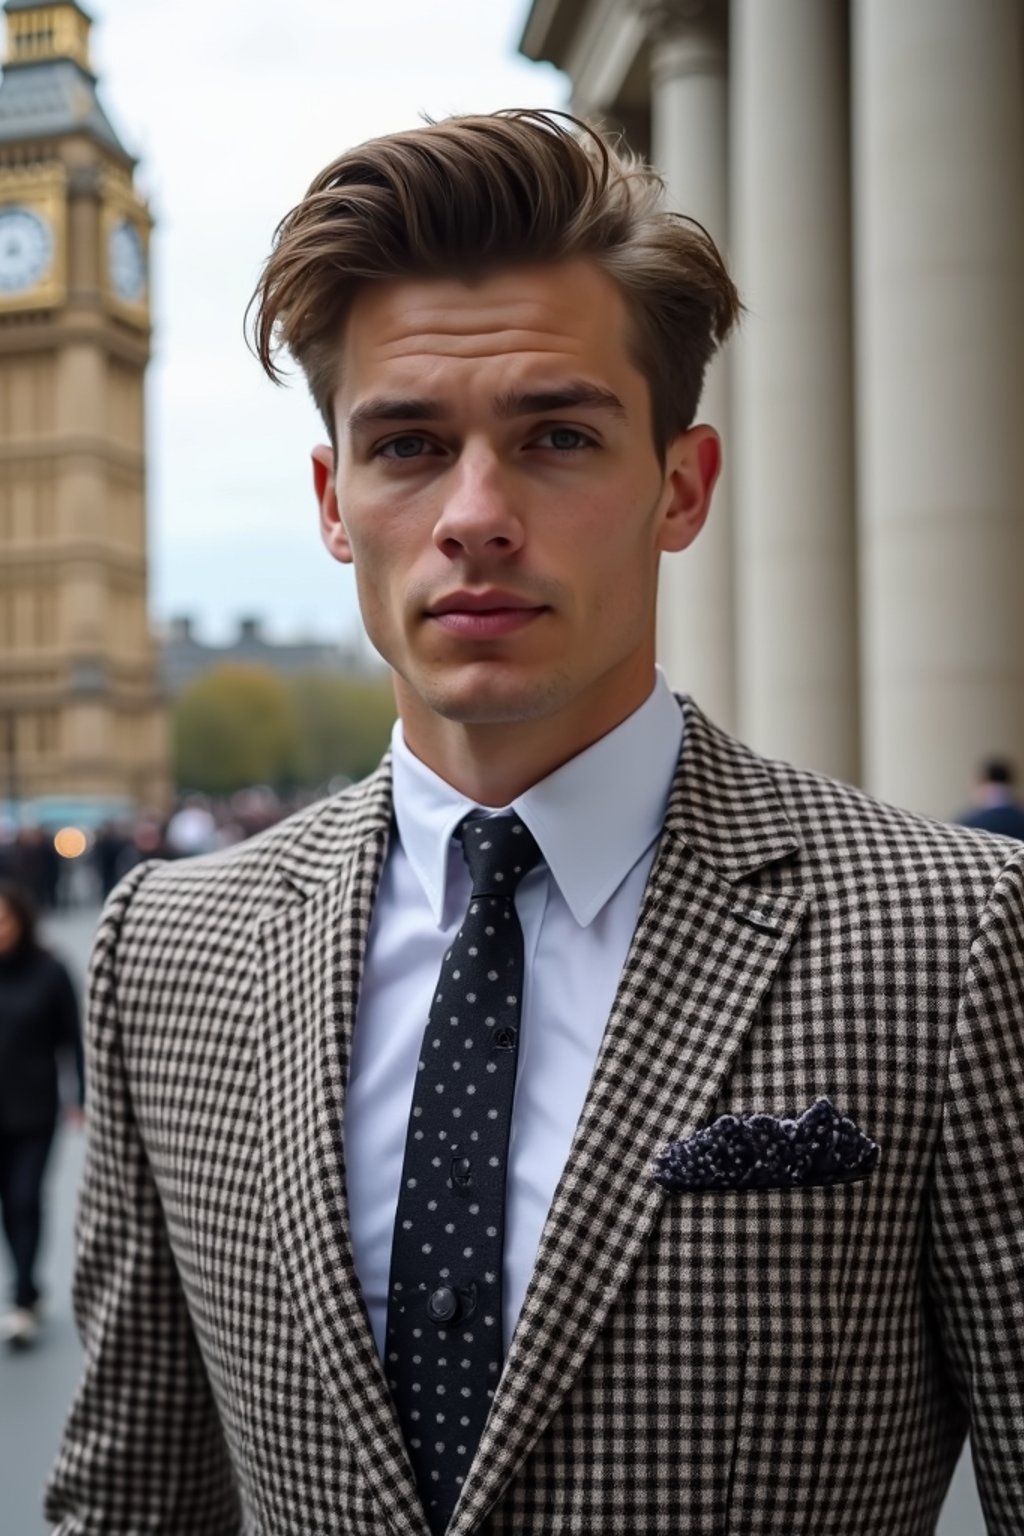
[
  {"xmin": 255, "ymin": 763, "xmax": 432, "ymax": 1536},
  {"xmin": 451, "ymin": 700, "xmax": 810, "ymax": 1533}
]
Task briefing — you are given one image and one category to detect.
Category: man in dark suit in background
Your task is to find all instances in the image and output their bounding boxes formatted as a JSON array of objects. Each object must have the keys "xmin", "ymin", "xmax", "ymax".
[
  {"xmin": 47, "ymin": 111, "xmax": 1024, "ymax": 1535},
  {"xmin": 955, "ymin": 757, "xmax": 1024, "ymax": 841}
]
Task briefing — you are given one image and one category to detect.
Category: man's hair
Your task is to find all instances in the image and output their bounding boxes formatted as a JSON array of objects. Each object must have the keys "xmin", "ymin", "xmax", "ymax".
[
  {"xmin": 981, "ymin": 757, "xmax": 1015, "ymax": 786},
  {"xmin": 250, "ymin": 109, "xmax": 741, "ymax": 457}
]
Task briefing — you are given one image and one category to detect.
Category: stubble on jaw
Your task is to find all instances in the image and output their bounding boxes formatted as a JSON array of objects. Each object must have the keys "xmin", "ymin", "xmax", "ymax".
[{"xmin": 393, "ymin": 661, "xmax": 577, "ymax": 730}]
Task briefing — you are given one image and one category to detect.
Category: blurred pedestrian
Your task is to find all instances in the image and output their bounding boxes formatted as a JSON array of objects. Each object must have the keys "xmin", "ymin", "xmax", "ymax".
[
  {"xmin": 113, "ymin": 816, "xmax": 167, "ymax": 880},
  {"xmin": 954, "ymin": 758, "xmax": 1024, "ymax": 841},
  {"xmin": 0, "ymin": 881, "xmax": 83, "ymax": 1348},
  {"xmin": 91, "ymin": 820, "xmax": 132, "ymax": 899},
  {"xmin": 14, "ymin": 825, "xmax": 61, "ymax": 910},
  {"xmin": 0, "ymin": 817, "xmax": 17, "ymax": 880},
  {"xmin": 165, "ymin": 795, "xmax": 218, "ymax": 857}
]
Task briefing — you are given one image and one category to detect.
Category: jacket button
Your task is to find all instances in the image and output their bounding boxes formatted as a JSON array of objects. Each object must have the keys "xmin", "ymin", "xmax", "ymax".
[{"xmin": 427, "ymin": 1286, "xmax": 459, "ymax": 1325}]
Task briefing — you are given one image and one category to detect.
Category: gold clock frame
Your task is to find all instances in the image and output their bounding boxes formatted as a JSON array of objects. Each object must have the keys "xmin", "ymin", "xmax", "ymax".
[
  {"xmin": 100, "ymin": 171, "xmax": 151, "ymax": 327},
  {"xmin": 0, "ymin": 161, "xmax": 68, "ymax": 311}
]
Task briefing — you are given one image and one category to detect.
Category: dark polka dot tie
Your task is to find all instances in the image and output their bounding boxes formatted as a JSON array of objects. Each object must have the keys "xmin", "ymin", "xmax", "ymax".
[{"xmin": 385, "ymin": 812, "xmax": 542, "ymax": 1534}]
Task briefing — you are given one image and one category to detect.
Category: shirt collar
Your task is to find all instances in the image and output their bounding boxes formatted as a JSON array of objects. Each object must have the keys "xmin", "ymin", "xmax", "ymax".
[{"xmin": 390, "ymin": 668, "xmax": 683, "ymax": 928}]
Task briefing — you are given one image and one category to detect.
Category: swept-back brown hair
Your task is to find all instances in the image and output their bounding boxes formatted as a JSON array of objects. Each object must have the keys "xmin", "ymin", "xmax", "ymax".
[{"xmin": 250, "ymin": 109, "xmax": 740, "ymax": 456}]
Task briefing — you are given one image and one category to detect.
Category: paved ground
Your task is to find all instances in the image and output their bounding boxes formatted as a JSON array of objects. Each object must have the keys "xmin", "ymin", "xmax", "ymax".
[{"xmin": 0, "ymin": 905, "xmax": 987, "ymax": 1533}]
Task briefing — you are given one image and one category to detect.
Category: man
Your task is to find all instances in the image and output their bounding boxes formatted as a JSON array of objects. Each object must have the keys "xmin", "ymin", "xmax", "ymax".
[
  {"xmin": 955, "ymin": 757, "xmax": 1024, "ymax": 841},
  {"xmin": 47, "ymin": 111, "xmax": 1023, "ymax": 1534}
]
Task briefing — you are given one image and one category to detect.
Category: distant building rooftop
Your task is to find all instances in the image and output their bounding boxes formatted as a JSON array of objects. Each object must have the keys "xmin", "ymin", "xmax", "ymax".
[{"xmin": 160, "ymin": 615, "xmax": 378, "ymax": 696}]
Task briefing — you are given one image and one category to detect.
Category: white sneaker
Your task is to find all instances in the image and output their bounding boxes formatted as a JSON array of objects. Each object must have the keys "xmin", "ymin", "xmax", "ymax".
[{"xmin": 0, "ymin": 1306, "xmax": 39, "ymax": 1347}]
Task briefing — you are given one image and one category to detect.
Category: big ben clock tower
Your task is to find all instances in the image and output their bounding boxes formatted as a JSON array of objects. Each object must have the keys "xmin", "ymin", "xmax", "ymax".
[{"xmin": 0, "ymin": 0, "xmax": 168, "ymax": 813}]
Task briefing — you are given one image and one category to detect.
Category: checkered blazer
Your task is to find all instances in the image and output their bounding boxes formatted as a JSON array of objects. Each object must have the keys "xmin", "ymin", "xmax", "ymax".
[{"xmin": 46, "ymin": 699, "xmax": 1024, "ymax": 1534}]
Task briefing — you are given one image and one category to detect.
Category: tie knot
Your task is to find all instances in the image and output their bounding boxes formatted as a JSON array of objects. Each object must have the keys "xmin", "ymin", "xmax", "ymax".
[{"xmin": 458, "ymin": 814, "xmax": 542, "ymax": 897}]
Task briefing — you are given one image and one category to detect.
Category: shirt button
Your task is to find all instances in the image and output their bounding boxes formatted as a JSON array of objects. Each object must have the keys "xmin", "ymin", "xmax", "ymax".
[{"xmin": 427, "ymin": 1286, "xmax": 459, "ymax": 1325}]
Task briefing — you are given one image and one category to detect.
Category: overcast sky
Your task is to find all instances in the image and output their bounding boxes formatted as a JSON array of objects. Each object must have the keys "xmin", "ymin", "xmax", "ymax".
[{"xmin": 86, "ymin": 0, "xmax": 566, "ymax": 648}]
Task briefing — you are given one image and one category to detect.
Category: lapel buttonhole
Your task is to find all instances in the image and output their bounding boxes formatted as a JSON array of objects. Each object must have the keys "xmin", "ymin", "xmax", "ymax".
[{"xmin": 731, "ymin": 905, "xmax": 783, "ymax": 936}]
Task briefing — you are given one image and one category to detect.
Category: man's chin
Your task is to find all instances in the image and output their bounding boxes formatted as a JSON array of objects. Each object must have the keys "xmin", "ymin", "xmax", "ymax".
[{"xmin": 412, "ymin": 668, "xmax": 568, "ymax": 727}]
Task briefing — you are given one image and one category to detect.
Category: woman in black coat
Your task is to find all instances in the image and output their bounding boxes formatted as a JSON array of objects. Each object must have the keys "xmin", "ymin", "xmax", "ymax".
[{"xmin": 0, "ymin": 881, "xmax": 83, "ymax": 1347}]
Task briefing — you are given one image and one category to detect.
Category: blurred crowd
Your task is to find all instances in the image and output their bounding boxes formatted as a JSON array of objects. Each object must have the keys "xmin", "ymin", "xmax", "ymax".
[{"xmin": 0, "ymin": 784, "xmax": 334, "ymax": 910}]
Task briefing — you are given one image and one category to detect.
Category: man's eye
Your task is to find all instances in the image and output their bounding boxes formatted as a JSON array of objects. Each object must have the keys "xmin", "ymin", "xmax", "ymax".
[
  {"xmin": 536, "ymin": 427, "xmax": 593, "ymax": 452},
  {"xmin": 378, "ymin": 435, "xmax": 432, "ymax": 460}
]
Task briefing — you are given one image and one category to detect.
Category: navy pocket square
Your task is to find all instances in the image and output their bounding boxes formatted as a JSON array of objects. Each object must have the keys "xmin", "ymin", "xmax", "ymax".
[{"xmin": 650, "ymin": 1097, "xmax": 880, "ymax": 1193}]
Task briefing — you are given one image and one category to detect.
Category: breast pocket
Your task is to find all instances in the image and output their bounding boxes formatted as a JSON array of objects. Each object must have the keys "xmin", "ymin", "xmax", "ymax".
[
  {"xmin": 663, "ymin": 1179, "xmax": 873, "ymax": 1534},
  {"xmin": 654, "ymin": 1174, "xmax": 872, "ymax": 1316},
  {"xmin": 568, "ymin": 1177, "xmax": 871, "ymax": 1534}
]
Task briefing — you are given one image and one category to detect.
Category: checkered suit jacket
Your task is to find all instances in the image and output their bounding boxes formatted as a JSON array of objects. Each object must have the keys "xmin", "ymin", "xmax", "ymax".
[{"xmin": 46, "ymin": 699, "xmax": 1024, "ymax": 1534}]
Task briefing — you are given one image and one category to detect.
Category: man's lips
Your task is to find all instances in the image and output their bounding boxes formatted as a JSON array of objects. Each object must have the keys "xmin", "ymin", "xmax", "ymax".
[{"xmin": 426, "ymin": 591, "xmax": 547, "ymax": 637}]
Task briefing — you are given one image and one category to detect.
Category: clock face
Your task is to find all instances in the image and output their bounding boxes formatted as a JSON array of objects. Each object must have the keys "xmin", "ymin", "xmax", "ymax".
[
  {"xmin": 109, "ymin": 218, "xmax": 146, "ymax": 304},
  {"xmin": 0, "ymin": 206, "xmax": 53, "ymax": 295}
]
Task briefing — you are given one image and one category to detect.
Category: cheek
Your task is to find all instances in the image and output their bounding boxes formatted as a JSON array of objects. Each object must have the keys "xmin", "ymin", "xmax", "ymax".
[
  {"xmin": 346, "ymin": 513, "xmax": 420, "ymax": 624},
  {"xmin": 578, "ymin": 503, "xmax": 661, "ymax": 624},
  {"xmin": 342, "ymin": 502, "xmax": 394, "ymax": 579},
  {"xmin": 577, "ymin": 493, "xmax": 659, "ymax": 580}
]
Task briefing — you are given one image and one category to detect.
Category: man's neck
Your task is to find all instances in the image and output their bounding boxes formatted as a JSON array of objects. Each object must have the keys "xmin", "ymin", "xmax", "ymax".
[{"xmin": 396, "ymin": 673, "xmax": 658, "ymax": 806}]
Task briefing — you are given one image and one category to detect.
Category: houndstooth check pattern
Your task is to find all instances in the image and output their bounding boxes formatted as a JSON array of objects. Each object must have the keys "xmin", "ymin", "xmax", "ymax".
[{"xmin": 45, "ymin": 697, "xmax": 1024, "ymax": 1535}]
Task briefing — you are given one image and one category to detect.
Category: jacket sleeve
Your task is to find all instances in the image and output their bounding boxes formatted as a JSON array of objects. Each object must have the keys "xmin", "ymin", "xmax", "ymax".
[
  {"xmin": 44, "ymin": 865, "xmax": 243, "ymax": 1535},
  {"xmin": 925, "ymin": 849, "xmax": 1024, "ymax": 1534}
]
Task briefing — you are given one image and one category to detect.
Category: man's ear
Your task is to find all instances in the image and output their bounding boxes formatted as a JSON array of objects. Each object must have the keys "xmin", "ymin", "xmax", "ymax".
[
  {"xmin": 657, "ymin": 424, "xmax": 722, "ymax": 554},
  {"xmin": 312, "ymin": 443, "xmax": 353, "ymax": 565}
]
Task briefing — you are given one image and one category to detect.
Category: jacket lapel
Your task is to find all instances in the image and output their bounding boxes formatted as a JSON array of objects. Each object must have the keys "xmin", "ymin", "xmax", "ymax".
[
  {"xmin": 450, "ymin": 699, "xmax": 810, "ymax": 1533},
  {"xmin": 255, "ymin": 759, "xmax": 432, "ymax": 1536}
]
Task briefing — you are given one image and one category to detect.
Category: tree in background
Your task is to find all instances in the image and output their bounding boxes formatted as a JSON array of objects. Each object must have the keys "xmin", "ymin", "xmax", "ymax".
[
  {"xmin": 173, "ymin": 663, "xmax": 395, "ymax": 797},
  {"xmin": 174, "ymin": 665, "xmax": 299, "ymax": 796},
  {"xmin": 288, "ymin": 674, "xmax": 397, "ymax": 786}
]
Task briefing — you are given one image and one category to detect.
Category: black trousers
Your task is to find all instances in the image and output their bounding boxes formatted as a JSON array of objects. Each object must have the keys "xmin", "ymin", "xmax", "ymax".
[{"xmin": 0, "ymin": 1124, "xmax": 56, "ymax": 1309}]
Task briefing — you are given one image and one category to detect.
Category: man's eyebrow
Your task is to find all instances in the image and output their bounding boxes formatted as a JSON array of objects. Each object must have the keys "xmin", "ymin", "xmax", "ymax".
[
  {"xmin": 346, "ymin": 382, "xmax": 627, "ymax": 435},
  {"xmin": 493, "ymin": 383, "xmax": 627, "ymax": 420},
  {"xmin": 347, "ymin": 397, "xmax": 445, "ymax": 434}
]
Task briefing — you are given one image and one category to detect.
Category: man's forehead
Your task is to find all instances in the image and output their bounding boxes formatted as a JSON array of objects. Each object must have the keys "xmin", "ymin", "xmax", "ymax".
[
  {"xmin": 344, "ymin": 260, "xmax": 628, "ymax": 357},
  {"xmin": 337, "ymin": 260, "xmax": 633, "ymax": 408}
]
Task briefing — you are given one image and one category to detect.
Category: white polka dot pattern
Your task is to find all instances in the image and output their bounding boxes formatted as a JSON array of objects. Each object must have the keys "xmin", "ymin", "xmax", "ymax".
[{"xmin": 385, "ymin": 813, "xmax": 541, "ymax": 1534}]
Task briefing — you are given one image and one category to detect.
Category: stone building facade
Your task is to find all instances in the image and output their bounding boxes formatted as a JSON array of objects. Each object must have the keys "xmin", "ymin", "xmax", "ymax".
[
  {"xmin": 521, "ymin": 0, "xmax": 1024, "ymax": 818},
  {"xmin": 0, "ymin": 0, "xmax": 168, "ymax": 810}
]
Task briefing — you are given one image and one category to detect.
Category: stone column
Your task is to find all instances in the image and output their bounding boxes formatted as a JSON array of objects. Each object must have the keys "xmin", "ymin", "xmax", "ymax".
[
  {"xmin": 644, "ymin": 0, "xmax": 735, "ymax": 730},
  {"xmin": 854, "ymin": 0, "xmax": 1024, "ymax": 816},
  {"xmin": 731, "ymin": 0, "xmax": 859, "ymax": 782}
]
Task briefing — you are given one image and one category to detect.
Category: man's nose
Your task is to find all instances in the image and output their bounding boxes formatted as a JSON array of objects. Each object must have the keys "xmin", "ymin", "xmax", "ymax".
[{"xmin": 432, "ymin": 451, "xmax": 523, "ymax": 558}]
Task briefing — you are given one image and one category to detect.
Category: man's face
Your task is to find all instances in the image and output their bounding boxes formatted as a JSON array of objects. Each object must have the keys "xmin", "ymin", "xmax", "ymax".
[{"xmin": 314, "ymin": 258, "xmax": 718, "ymax": 748}]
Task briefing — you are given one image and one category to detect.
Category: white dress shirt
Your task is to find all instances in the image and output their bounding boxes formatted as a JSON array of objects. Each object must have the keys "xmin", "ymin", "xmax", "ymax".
[{"xmin": 344, "ymin": 668, "xmax": 684, "ymax": 1356}]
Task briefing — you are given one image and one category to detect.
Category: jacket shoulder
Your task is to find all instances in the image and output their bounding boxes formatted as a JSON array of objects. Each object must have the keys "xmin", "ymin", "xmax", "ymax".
[
  {"xmin": 113, "ymin": 758, "xmax": 393, "ymax": 943},
  {"xmin": 678, "ymin": 697, "xmax": 1021, "ymax": 900},
  {"xmin": 770, "ymin": 752, "xmax": 1018, "ymax": 880}
]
